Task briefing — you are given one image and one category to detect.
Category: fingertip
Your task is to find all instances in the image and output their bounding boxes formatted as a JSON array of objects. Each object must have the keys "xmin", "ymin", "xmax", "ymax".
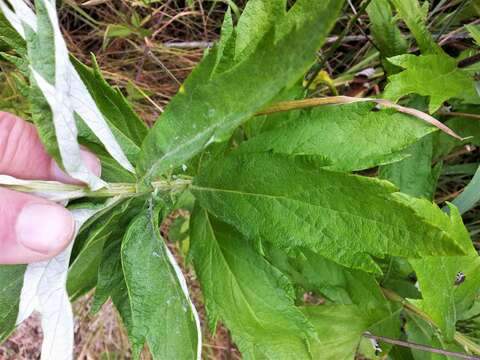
[
  {"xmin": 50, "ymin": 149, "xmax": 102, "ymax": 184},
  {"xmin": 81, "ymin": 149, "xmax": 102, "ymax": 178}
]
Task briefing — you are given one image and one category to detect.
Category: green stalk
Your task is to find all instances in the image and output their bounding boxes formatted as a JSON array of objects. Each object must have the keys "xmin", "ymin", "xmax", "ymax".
[{"xmin": 0, "ymin": 178, "xmax": 193, "ymax": 201}]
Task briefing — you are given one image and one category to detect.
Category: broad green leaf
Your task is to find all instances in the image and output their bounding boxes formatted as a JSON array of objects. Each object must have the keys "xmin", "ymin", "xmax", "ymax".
[
  {"xmin": 138, "ymin": 0, "xmax": 344, "ymax": 183},
  {"xmin": 0, "ymin": 265, "xmax": 25, "ymax": 342},
  {"xmin": 122, "ymin": 206, "xmax": 200, "ymax": 360},
  {"xmin": 379, "ymin": 134, "xmax": 441, "ymax": 199},
  {"xmin": 238, "ymin": 102, "xmax": 436, "ymax": 171},
  {"xmin": 390, "ymin": 0, "xmax": 442, "ymax": 55},
  {"xmin": 384, "ymin": 54, "xmax": 477, "ymax": 114},
  {"xmin": 192, "ymin": 153, "xmax": 468, "ymax": 273},
  {"xmin": 266, "ymin": 247, "xmax": 390, "ymax": 308},
  {"xmin": 190, "ymin": 207, "xmax": 317, "ymax": 359},
  {"xmin": 366, "ymin": 0, "xmax": 408, "ymax": 58},
  {"xmin": 72, "ymin": 56, "xmax": 148, "ymax": 163},
  {"xmin": 302, "ymin": 305, "xmax": 397, "ymax": 360}
]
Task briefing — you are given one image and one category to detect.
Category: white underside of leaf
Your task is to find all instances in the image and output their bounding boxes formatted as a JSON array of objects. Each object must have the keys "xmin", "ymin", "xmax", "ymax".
[
  {"xmin": 68, "ymin": 65, "xmax": 135, "ymax": 173},
  {"xmin": 164, "ymin": 244, "xmax": 203, "ymax": 360},
  {"xmin": 3, "ymin": 0, "xmax": 135, "ymax": 186},
  {"xmin": 32, "ymin": 69, "xmax": 105, "ymax": 189},
  {"xmin": 16, "ymin": 208, "xmax": 99, "ymax": 360},
  {"xmin": 0, "ymin": 0, "xmax": 25, "ymax": 37}
]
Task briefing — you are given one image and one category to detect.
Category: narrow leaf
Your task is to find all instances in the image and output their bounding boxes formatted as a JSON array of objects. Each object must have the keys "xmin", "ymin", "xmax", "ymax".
[
  {"xmin": 366, "ymin": 0, "xmax": 408, "ymax": 58},
  {"xmin": 16, "ymin": 207, "xmax": 99, "ymax": 360},
  {"xmin": 122, "ymin": 206, "xmax": 201, "ymax": 359},
  {"xmin": 390, "ymin": 0, "xmax": 442, "ymax": 54}
]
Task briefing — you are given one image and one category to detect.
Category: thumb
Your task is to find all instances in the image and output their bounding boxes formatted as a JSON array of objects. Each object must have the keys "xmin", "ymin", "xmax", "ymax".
[{"xmin": 0, "ymin": 188, "xmax": 75, "ymax": 264}]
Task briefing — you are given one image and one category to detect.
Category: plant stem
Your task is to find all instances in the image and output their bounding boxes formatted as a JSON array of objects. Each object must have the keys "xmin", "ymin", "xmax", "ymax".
[
  {"xmin": 363, "ymin": 332, "xmax": 480, "ymax": 359},
  {"xmin": 382, "ymin": 288, "xmax": 480, "ymax": 356},
  {"xmin": 0, "ymin": 178, "xmax": 193, "ymax": 201},
  {"xmin": 438, "ymin": 111, "xmax": 480, "ymax": 120}
]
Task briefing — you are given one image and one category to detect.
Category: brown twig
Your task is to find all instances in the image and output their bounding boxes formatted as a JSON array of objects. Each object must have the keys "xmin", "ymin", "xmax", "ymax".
[
  {"xmin": 439, "ymin": 111, "xmax": 480, "ymax": 121},
  {"xmin": 364, "ymin": 333, "xmax": 480, "ymax": 360}
]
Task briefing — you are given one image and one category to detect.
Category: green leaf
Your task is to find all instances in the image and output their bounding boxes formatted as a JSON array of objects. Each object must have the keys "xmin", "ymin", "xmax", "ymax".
[
  {"xmin": 0, "ymin": 11, "xmax": 26, "ymax": 54},
  {"xmin": 92, "ymin": 237, "xmax": 133, "ymax": 340},
  {"xmin": 379, "ymin": 134, "xmax": 441, "ymax": 199},
  {"xmin": 436, "ymin": 117, "xmax": 480, "ymax": 214},
  {"xmin": 72, "ymin": 56, "xmax": 148, "ymax": 163},
  {"xmin": 390, "ymin": 0, "xmax": 442, "ymax": 55},
  {"xmin": 396, "ymin": 191, "xmax": 480, "ymax": 341},
  {"xmin": 190, "ymin": 207, "xmax": 317, "ymax": 359},
  {"xmin": 405, "ymin": 312, "xmax": 465, "ymax": 360},
  {"xmin": 122, "ymin": 206, "xmax": 199, "ymax": 359},
  {"xmin": 0, "ymin": 265, "xmax": 26, "ymax": 341},
  {"xmin": 238, "ymin": 102, "xmax": 436, "ymax": 171},
  {"xmin": 466, "ymin": 24, "xmax": 480, "ymax": 46},
  {"xmin": 302, "ymin": 305, "xmax": 397, "ymax": 360},
  {"xmin": 210, "ymin": 7, "xmax": 236, "ymax": 76},
  {"xmin": 384, "ymin": 54, "xmax": 477, "ymax": 113},
  {"xmin": 138, "ymin": 0, "xmax": 344, "ymax": 183},
  {"xmin": 104, "ymin": 24, "xmax": 134, "ymax": 38},
  {"xmin": 234, "ymin": 0, "xmax": 285, "ymax": 60},
  {"xmin": 25, "ymin": 0, "xmax": 60, "ymax": 163},
  {"xmin": 366, "ymin": 0, "xmax": 408, "ymax": 58},
  {"xmin": 451, "ymin": 163, "xmax": 480, "ymax": 215},
  {"xmin": 67, "ymin": 197, "xmax": 142, "ymax": 299},
  {"xmin": 433, "ymin": 116, "xmax": 480, "ymax": 161},
  {"xmin": 192, "ymin": 152, "xmax": 468, "ymax": 273},
  {"xmin": 267, "ymin": 247, "xmax": 390, "ymax": 308},
  {"xmin": 411, "ymin": 255, "xmax": 480, "ymax": 341},
  {"xmin": 87, "ymin": 196, "xmax": 148, "ymax": 311}
]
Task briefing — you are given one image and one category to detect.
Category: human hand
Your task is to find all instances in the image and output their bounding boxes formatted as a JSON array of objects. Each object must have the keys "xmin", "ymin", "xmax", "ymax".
[{"xmin": 0, "ymin": 112, "xmax": 101, "ymax": 264}]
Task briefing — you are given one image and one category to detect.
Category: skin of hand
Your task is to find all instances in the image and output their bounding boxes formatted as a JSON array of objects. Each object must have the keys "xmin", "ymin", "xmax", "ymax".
[{"xmin": 0, "ymin": 112, "xmax": 101, "ymax": 264}]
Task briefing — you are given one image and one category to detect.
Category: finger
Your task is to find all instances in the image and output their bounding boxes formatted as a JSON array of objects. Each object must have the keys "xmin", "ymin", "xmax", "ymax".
[
  {"xmin": 0, "ymin": 111, "xmax": 101, "ymax": 183},
  {"xmin": 0, "ymin": 188, "xmax": 75, "ymax": 264}
]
